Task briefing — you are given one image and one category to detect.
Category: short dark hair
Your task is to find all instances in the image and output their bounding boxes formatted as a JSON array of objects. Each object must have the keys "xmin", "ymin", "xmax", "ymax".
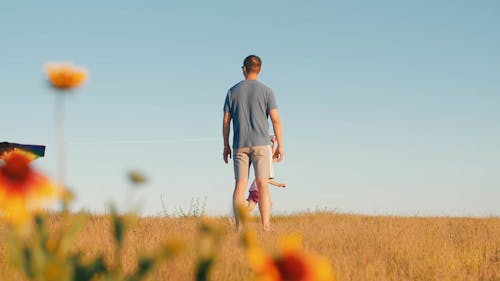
[{"xmin": 243, "ymin": 55, "xmax": 261, "ymax": 73}]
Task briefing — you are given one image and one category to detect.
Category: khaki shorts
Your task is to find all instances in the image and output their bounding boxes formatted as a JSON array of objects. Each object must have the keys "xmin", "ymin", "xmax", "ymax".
[{"xmin": 233, "ymin": 145, "xmax": 271, "ymax": 180}]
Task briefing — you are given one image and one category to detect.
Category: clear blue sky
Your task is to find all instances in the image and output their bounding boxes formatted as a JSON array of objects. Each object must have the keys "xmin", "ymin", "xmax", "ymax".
[{"xmin": 1, "ymin": 0, "xmax": 499, "ymax": 216}]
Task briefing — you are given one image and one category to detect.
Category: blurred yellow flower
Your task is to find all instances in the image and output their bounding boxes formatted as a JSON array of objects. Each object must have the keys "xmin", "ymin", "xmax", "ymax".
[
  {"xmin": 0, "ymin": 152, "xmax": 62, "ymax": 225},
  {"xmin": 128, "ymin": 170, "xmax": 147, "ymax": 185},
  {"xmin": 10, "ymin": 147, "xmax": 39, "ymax": 161},
  {"xmin": 249, "ymin": 234, "xmax": 335, "ymax": 281},
  {"xmin": 248, "ymin": 247, "xmax": 281, "ymax": 281},
  {"xmin": 236, "ymin": 203, "xmax": 250, "ymax": 223},
  {"xmin": 161, "ymin": 237, "xmax": 185, "ymax": 256},
  {"xmin": 42, "ymin": 257, "xmax": 71, "ymax": 281},
  {"xmin": 279, "ymin": 233, "xmax": 302, "ymax": 255},
  {"xmin": 241, "ymin": 228, "xmax": 259, "ymax": 248},
  {"xmin": 274, "ymin": 251, "xmax": 309, "ymax": 281},
  {"xmin": 45, "ymin": 62, "xmax": 87, "ymax": 90},
  {"xmin": 304, "ymin": 254, "xmax": 335, "ymax": 281}
]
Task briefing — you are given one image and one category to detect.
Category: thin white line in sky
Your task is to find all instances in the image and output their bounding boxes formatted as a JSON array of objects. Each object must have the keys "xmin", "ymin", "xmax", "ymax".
[{"xmin": 69, "ymin": 137, "xmax": 219, "ymax": 145}]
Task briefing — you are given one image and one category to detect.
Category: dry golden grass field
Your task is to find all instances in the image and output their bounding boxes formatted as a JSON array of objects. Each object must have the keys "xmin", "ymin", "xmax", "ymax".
[{"xmin": 1, "ymin": 212, "xmax": 499, "ymax": 281}]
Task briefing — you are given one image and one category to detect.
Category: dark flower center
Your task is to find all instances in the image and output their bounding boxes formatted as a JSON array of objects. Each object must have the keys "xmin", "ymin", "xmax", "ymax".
[
  {"xmin": 275, "ymin": 254, "xmax": 308, "ymax": 281},
  {"xmin": 1, "ymin": 154, "xmax": 31, "ymax": 181}
]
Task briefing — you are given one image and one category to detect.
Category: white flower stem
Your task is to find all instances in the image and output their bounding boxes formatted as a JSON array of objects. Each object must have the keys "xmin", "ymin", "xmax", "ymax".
[{"xmin": 56, "ymin": 94, "xmax": 67, "ymax": 187}]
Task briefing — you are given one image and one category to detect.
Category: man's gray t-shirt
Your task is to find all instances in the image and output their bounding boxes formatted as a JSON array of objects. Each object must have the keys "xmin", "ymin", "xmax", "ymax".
[{"xmin": 223, "ymin": 80, "xmax": 278, "ymax": 150}]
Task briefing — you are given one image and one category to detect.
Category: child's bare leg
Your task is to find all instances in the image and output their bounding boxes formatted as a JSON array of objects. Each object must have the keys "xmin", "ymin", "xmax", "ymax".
[
  {"xmin": 246, "ymin": 201, "xmax": 257, "ymax": 212},
  {"xmin": 268, "ymin": 179, "xmax": 286, "ymax": 188}
]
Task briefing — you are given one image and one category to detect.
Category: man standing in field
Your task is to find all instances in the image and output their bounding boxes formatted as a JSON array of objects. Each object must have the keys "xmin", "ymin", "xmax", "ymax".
[{"xmin": 222, "ymin": 55, "xmax": 284, "ymax": 231}]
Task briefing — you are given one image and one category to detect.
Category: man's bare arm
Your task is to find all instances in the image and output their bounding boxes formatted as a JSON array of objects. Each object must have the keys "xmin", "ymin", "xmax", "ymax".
[
  {"xmin": 269, "ymin": 109, "xmax": 284, "ymax": 162},
  {"xmin": 222, "ymin": 112, "xmax": 232, "ymax": 163}
]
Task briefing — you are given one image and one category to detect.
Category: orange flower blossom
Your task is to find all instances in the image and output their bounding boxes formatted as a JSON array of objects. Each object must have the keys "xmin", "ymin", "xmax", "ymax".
[
  {"xmin": 248, "ymin": 234, "xmax": 335, "ymax": 281},
  {"xmin": 0, "ymin": 151, "xmax": 63, "ymax": 225},
  {"xmin": 45, "ymin": 62, "xmax": 87, "ymax": 90}
]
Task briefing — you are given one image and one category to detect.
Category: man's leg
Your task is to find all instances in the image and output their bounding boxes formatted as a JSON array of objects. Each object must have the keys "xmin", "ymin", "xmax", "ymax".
[
  {"xmin": 232, "ymin": 147, "xmax": 250, "ymax": 231},
  {"xmin": 256, "ymin": 178, "xmax": 271, "ymax": 231},
  {"xmin": 233, "ymin": 178, "xmax": 248, "ymax": 231},
  {"xmin": 252, "ymin": 146, "xmax": 272, "ymax": 231}
]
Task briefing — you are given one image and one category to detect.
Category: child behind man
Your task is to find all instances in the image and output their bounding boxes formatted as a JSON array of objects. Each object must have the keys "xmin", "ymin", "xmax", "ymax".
[{"xmin": 246, "ymin": 135, "xmax": 286, "ymax": 212}]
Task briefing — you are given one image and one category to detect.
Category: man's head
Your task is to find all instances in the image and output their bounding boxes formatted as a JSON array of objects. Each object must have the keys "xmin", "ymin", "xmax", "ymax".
[{"xmin": 242, "ymin": 55, "xmax": 261, "ymax": 77}]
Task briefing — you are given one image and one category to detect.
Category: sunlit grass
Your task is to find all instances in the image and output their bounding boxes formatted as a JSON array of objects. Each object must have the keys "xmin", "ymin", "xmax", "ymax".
[{"xmin": 1, "ymin": 212, "xmax": 497, "ymax": 280}]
